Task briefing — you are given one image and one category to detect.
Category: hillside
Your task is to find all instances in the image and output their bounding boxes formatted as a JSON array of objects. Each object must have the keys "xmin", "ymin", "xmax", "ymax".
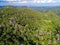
[
  {"xmin": 33, "ymin": 7, "xmax": 60, "ymax": 16},
  {"xmin": 0, "ymin": 6, "xmax": 60, "ymax": 45}
]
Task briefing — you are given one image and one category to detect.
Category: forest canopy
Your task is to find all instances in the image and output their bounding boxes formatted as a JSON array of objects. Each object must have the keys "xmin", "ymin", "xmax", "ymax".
[{"xmin": 0, "ymin": 6, "xmax": 60, "ymax": 45}]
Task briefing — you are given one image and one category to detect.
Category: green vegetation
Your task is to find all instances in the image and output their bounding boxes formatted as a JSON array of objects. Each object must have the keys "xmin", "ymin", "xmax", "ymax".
[
  {"xmin": 34, "ymin": 7, "xmax": 60, "ymax": 16},
  {"xmin": 0, "ymin": 6, "xmax": 60, "ymax": 45}
]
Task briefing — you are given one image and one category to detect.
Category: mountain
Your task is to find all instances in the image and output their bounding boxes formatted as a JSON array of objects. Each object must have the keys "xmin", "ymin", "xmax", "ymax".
[
  {"xmin": 31, "ymin": 6, "xmax": 60, "ymax": 16},
  {"xmin": 0, "ymin": 6, "xmax": 60, "ymax": 45}
]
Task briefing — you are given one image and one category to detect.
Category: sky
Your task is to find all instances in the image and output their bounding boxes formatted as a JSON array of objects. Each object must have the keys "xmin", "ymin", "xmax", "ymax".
[{"xmin": 0, "ymin": 0, "xmax": 60, "ymax": 6}]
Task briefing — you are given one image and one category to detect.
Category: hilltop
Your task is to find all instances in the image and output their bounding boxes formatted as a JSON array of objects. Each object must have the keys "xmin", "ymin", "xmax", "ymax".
[{"xmin": 0, "ymin": 6, "xmax": 60, "ymax": 45}]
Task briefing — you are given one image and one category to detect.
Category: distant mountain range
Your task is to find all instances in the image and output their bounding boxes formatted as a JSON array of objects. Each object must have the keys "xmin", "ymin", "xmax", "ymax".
[{"xmin": 0, "ymin": 6, "xmax": 60, "ymax": 8}]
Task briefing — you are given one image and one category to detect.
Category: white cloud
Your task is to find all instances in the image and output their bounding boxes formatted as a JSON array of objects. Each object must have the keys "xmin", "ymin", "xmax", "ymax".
[
  {"xmin": 33, "ymin": 0, "xmax": 37, "ymax": 3},
  {"xmin": 47, "ymin": 0, "xmax": 56, "ymax": 3},
  {"xmin": 19, "ymin": 1, "xmax": 27, "ymax": 3},
  {"xmin": 5, "ymin": 0, "xmax": 56, "ymax": 4},
  {"xmin": 34, "ymin": 0, "xmax": 56, "ymax": 3},
  {"xmin": 40, "ymin": 0, "xmax": 46, "ymax": 3},
  {"xmin": 6, "ymin": 0, "xmax": 16, "ymax": 1},
  {"xmin": 6, "ymin": 0, "xmax": 28, "ymax": 3},
  {"xmin": 13, "ymin": 1, "xmax": 28, "ymax": 3},
  {"xmin": 47, "ymin": 0, "xmax": 52, "ymax": 3}
]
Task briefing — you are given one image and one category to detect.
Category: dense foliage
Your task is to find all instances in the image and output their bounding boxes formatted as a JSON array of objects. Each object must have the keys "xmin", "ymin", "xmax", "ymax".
[{"xmin": 0, "ymin": 6, "xmax": 60, "ymax": 45}]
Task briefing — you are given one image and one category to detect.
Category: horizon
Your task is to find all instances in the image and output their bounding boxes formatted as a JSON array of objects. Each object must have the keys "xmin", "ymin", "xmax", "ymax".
[{"xmin": 0, "ymin": 0, "xmax": 60, "ymax": 6}]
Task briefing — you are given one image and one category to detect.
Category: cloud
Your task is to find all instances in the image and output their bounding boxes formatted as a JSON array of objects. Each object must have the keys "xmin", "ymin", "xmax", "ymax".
[
  {"xmin": 13, "ymin": 1, "xmax": 28, "ymax": 3},
  {"xmin": 4, "ymin": 0, "xmax": 56, "ymax": 4},
  {"xmin": 40, "ymin": 0, "xmax": 46, "ymax": 3},
  {"xmin": 47, "ymin": 0, "xmax": 56, "ymax": 3},
  {"xmin": 6, "ymin": 0, "xmax": 16, "ymax": 1},
  {"xmin": 5, "ymin": 0, "xmax": 28, "ymax": 3},
  {"xmin": 33, "ymin": 0, "xmax": 56, "ymax": 3}
]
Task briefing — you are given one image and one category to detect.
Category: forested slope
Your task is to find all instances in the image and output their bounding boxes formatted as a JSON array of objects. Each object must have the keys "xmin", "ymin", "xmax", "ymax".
[{"xmin": 0, "ymin": 6, "xmax": 60, "ymax": 45}]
